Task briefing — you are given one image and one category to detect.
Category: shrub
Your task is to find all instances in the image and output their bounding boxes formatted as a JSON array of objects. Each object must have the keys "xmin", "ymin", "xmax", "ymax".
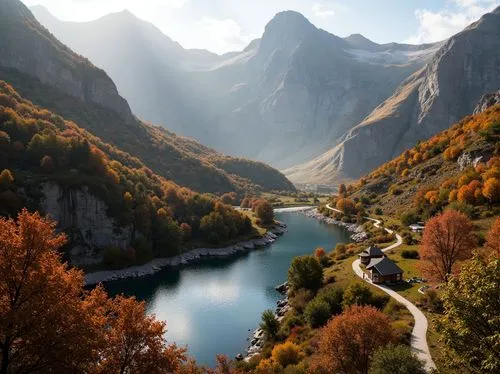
[
  {"xmin": 260, "ymin": 309, "xmax": 279, "ymax": 339},
  {"xmin": 278, "ymin": 313, "xmax": 304, "ymax": 337},
  {"xmin": 271, "ymin": 342, "xmax": 302, "ymax": 367},
  {"xmin": 0, "ymin": 169, "xmax": 14, "ymax": 188},
  {"xmin": 402, "ymin": 232, "xmax": 415, "ymax": 245},
  {"xmin": 342, "ymin": 283, "xmax": 373, "ymax": 308},
  {"xmin": 389, "ymin": 185, "xmax": 403, "ymax": 195},
  {"xmin": 369, "ymin": 344, "xmax": 426, "ymax": 374},
  {"xmin": 288, "ymin": 256, "xmax": 323, "ymax": 293},
  {"xmin": 375, "ymin": 207, "xmax": 383, "ymax": 215},
  {"xmin": 447, "ymin": 201, "xmax": 475, "ymax": 218},
  {"xmin": 134, "ymin": 237, "xmax": 153, "ymax": 263},
  {"xmin": 400, "ymin": 211, "xmax": 420, "ymax": 226},
  {"xmin": 289, "ymin": 289, "xmax": 314, "ymax": 313},
  {"xmin": 304, "ymin": 298, "xmax": 331, "ymax": 328},
  {"xmin": 103, "ymin": 246, "xmax": 124, "ymax": 267},
  {"xmin": 316, "ymin": 286, "xmax": 344, "ymax": 316},
  {"xmin": 383, "ymin": 299, "xmax": 404, "ymax": 319},
  {"xmin": 401, "ymin": 249, "xmax": 419, "ymax": 259},
  {"xmin": 391, "ymin": 320, "xmax": 413, "ymax": 345}
]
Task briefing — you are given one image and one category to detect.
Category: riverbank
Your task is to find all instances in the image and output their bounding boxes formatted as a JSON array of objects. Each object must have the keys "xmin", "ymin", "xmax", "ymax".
[
  {"xmin": 244, "ymin": 282, "xmax": 290, "ymax": 362},
  {"xmin": 303, "ymin": 208, "xmax": 368, "ymax": 242},
  {"xmin": 84, "ymin": 223, "xmax": 287, "ymax": 286}
]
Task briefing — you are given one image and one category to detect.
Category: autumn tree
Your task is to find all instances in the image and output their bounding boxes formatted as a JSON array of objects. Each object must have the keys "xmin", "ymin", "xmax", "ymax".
[
  {"xmin": 312, "ymin": 305, "xmax": 394, "ymax": 374},
  {"xmin": 0, "ymin": 210, "xmax": 189, "ymax": 374},
  {"xmin": 482, "ymin": 178, "xmax": 500, "ymax": 207},
  {"xmin": 438, "ymin": 254, "xmax": 500, "ymax": 373},
  {"xmin": 484, "ymin": 218, "xmax": 500, "ymax": 258},
  {"xmin": 0, "ymin": 210, "xmax": 98, "ymax": 373},
  {"xmin": 338, "ymin": 184, "xmax": 347, "ymax": 197},
  {"xmin": 254, "ymin": 199, "xmax": 274, "ymax": 225},
  {"xmin": 271, "ymin": 341, "xmax": 302, "ymax": 367},
  {"xmin": 336, "ymin": 198, "xmax": 356, "ymax": 215},
  {"xmin": 288, "ymin": 255, "xmax": 323, "ymax": 292},
  {"xmin": 418, "ymin": 210, "xmax": 476, "ymax": 283},
  {"xmin": 0, "ymin": 169, "xmax": 13, "ymax": 188},
  {"xmin": 92, "ymin": 295, "xmax": 187, "ymax": 374}
]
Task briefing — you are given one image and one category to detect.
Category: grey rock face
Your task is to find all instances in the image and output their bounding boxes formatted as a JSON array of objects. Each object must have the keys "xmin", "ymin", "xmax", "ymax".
[
  {"xmin": 40, "ymin": 183, "xmax": 134, "ymax": 265},
  {"xmin": 287, "ymin": 6, "xmax": 500, "ymax": 184},
  {"xmin": 474, "ymin": 90, "xmax": 500, "ymax": 114}
]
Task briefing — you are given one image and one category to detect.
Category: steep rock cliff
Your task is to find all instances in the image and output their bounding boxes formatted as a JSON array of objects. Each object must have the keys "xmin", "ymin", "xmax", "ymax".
[{"xmin": 40, "ymin": 183, "xmax": 134, "ymax": 265}]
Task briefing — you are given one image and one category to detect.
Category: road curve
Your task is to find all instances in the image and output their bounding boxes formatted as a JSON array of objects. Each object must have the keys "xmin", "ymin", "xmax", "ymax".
[{"xmin": 325, "ymin": 204, "xmax": 436, "ymax": 371}]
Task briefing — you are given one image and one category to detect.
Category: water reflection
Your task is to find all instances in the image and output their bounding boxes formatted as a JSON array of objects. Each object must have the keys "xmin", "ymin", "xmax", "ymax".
[{"xmin": 105, "ymin": 212, "xmax": 350, "ymax": 366}]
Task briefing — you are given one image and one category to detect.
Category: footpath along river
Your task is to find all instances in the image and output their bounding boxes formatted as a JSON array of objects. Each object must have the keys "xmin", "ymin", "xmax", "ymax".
[{"xmin": 105, "ymin": 211, "xmax": 351, "ymax": 367}]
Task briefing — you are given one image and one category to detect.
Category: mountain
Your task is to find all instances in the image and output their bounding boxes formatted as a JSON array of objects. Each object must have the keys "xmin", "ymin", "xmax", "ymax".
[
  {"xmin": 0, "ymin": 80, "xmax": 256, "ymax": 265},
  {"xmin": 286, "ymin": 6, "xmax": 500, "ymax": 185},
  {"xmin": 0, "ymin": 0, "xmax": 294, "ymax": 194},
  {"xmin": 31, "ymin": 7, "xmax": 439, "ymax": 169},
  {"xmin": 336, "ymin": 96, "xmax": 499, "ymax": 219}
]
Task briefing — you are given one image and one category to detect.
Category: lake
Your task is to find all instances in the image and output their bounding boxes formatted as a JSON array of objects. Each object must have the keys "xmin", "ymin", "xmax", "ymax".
[{"xmin": 104, "ymin": 211, "xmax": 350, "ymax": 367}]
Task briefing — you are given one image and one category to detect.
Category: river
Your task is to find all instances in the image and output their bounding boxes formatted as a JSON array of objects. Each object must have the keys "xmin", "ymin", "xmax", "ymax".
[{"xmin": 104, "ymin": 211, "xmax": 350, "ymax": 367}]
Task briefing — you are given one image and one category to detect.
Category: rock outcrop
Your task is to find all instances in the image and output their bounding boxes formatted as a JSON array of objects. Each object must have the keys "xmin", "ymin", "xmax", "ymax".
[
  {"xmin": 286, "ymin": 6, "xmax": 500, "ymax": 184},
  {"xmin": 474, "ymin": 90, "xmax": 500, "ymax": 114},
  {"xmin": 40, "ymin": 183, "xmax": 134, "ymax": 265}
]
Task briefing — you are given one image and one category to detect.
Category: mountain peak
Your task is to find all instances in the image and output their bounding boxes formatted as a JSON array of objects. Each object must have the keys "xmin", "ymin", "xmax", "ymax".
[
  {"xmin": 265, "ymin": 10, "xmax": 314, "ymax": 33},
  {"xmin": 258, "ymin": 10, "xmax": 317, "ymax": 57},
  {"xmin": 344, "ymin": 33, "xmax": 380, "ymax": 50}
]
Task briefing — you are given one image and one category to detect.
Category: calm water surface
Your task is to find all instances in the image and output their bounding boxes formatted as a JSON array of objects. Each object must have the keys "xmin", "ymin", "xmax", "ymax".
[{"xmin": 105, "ymin": 212, "xmax": 350, "ymax": 367}]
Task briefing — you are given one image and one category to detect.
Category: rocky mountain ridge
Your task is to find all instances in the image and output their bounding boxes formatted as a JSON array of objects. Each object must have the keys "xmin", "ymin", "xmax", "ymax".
[
  {"xmin": 31, "ymin": 7, "xmax": 438, "ymax": 169},
  {"xmin": 286, "ymin": 6, "xmax": 500, "ymax": 184}
]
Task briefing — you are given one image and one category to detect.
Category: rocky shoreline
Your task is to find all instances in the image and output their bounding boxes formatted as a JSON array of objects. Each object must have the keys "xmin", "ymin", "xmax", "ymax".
[
  {"xmin": 84, "ymin": 223, "xmax": 288, "ymax": 286},
  {"xmin": 302, "ymin": 208, "xmax": 368, "ymax": 242},
  {"xmin": 242, "ymin": 282, "xmax": 290, "ymax": 362}
]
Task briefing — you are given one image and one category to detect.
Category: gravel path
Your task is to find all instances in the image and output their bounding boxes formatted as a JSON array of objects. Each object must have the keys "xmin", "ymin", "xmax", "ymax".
[{"xmin": 326, "ymin": 204, "xmax": 436, "ymax": 371}]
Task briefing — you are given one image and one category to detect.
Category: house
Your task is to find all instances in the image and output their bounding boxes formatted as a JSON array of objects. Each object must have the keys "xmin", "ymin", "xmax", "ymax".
[
  {"xmin": 409, "ymin": 223, "xmax": 425, "ymax": 232},
  {"xmin": 366, "ymin": 257, "xmax": 404, "ymax": 284},
  {"xmin": 359, "ymin": 245, "xmax": 384, "ymax": 265}
]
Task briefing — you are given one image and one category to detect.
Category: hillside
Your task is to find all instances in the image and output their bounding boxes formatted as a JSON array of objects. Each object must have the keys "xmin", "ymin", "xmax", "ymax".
[
  {"xmin": 0, "ymin": 81, "xmax": 257, "ymax": 266},
  {"xmin": 0, "ymin": 0, "xmax": 294, "ymax": 194},
  {"xmin": 31, "ymin": 7, "xmax": 437, "ymax": 169},
  {"xmin": 332, "ymin": 98, "xmax": 500, "ymax": 221},
  {"xmin": 287, "ymin": 5, "xmax": 500, "ymax": 185}
]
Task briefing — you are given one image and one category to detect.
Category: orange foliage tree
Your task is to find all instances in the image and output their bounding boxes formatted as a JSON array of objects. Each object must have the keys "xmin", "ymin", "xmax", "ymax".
[
  {"xmin": 312, "ymin": 305, "xmax": 394, "ymax": 373},
  {"xmin": 418, "ymin": 210, "xmax": 476, "ymax": 283},
  {"xmin": 482, "ymin": 178, "xmax": 500, "ymax": 207},
  {"xmin": 0, "ymin": 210, "xmax": 188, "ymax": 374},
  {"xmin": 484, "ymin": 218, "xmax": 500, "ymax": 258},
  {"xmin": 336, "ymin": 198, "xmax": 356, "ymax": 215}
]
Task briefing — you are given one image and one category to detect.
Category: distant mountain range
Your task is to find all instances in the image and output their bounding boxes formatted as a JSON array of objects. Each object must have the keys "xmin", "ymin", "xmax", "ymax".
[
  {"xmin": 31, "ymin": 6, "xmax": 440, "ymax": 170},
  {"xmin": 0, "ymin": 0, "xmax": 294, "ymax": 194},
  {"xmin": 29, "ymin": 4, "xmax": 500, "ymax": 186}
]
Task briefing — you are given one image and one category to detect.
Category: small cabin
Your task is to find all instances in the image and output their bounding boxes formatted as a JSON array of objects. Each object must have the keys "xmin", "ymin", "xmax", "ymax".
[
  {"xmin": 366, "ymin": 257, "xmax": 404, "ymax": 284},
  {"xmin": 409, "ymin": 223, "xmax": 425, "ymax": 232},
  {"xmin": 359, "ymin": 245, "xmax": 384, "ymax": 265}
]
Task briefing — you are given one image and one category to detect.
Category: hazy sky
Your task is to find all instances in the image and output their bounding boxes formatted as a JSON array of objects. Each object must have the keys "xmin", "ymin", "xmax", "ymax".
[{"xmin": 21, "ymin": 0, "xmax": 499, "ymax": 54}]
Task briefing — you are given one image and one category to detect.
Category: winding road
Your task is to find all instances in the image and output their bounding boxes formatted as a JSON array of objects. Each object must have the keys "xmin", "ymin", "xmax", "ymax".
[{"xmin": 325, "ymin": 204, "xmax": 436, "ymax": 371}]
